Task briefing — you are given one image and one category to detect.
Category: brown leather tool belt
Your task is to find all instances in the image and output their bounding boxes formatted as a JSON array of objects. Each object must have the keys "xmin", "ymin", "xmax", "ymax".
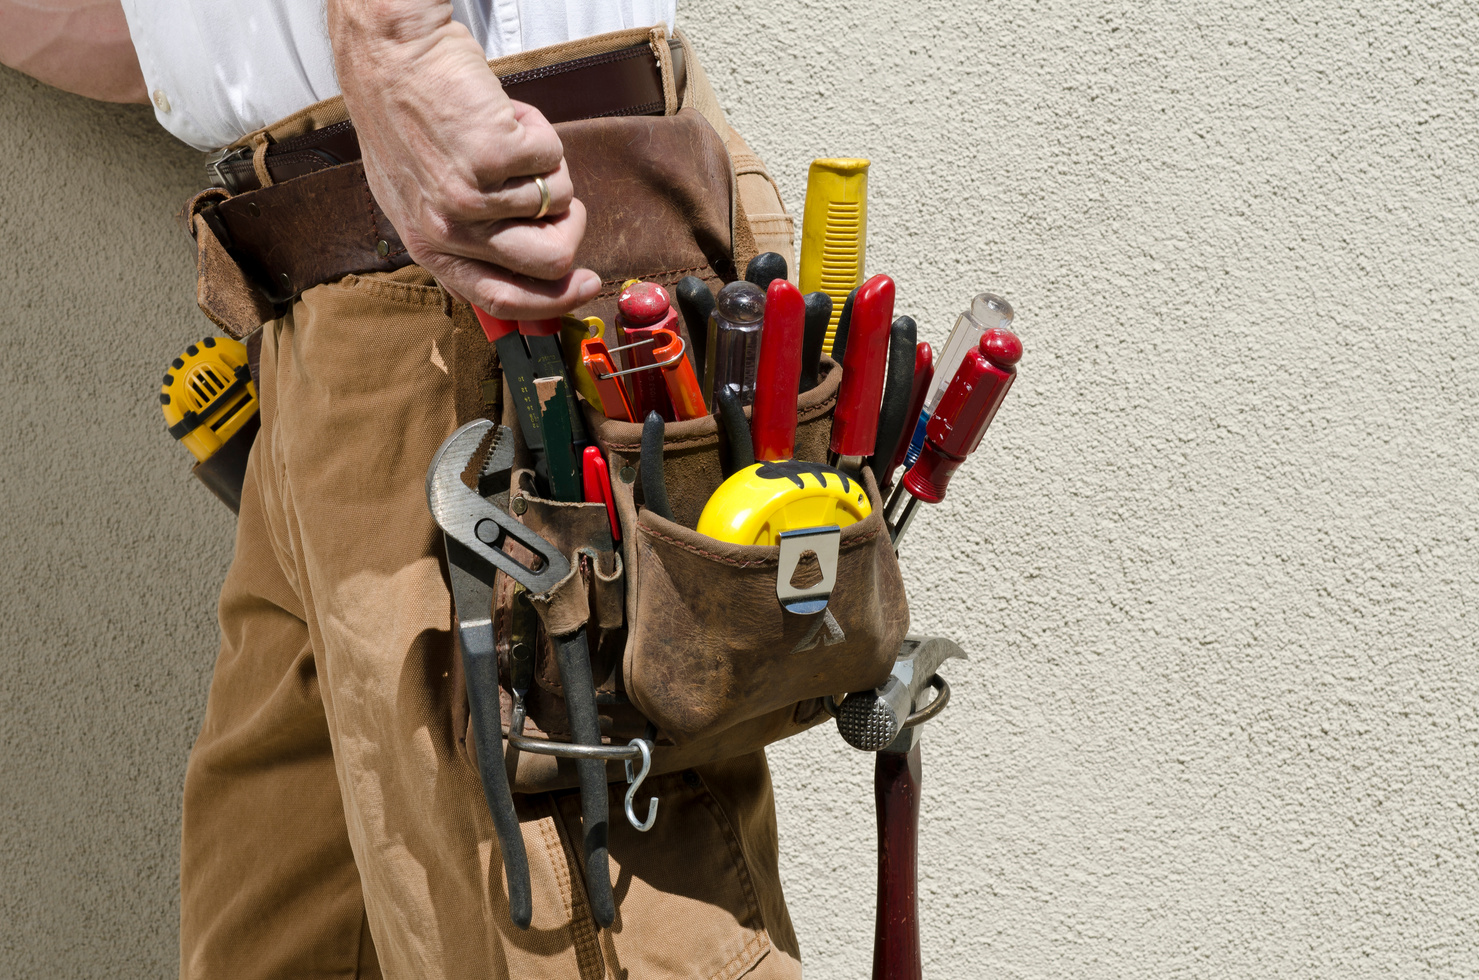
[{"xmin": 194, "ymin": 39, "xmax": 687, "ymax": 308}]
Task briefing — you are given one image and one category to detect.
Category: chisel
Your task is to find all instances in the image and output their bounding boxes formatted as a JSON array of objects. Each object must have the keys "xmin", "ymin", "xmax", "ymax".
[
  {"xmin": 534, "ymin": 376, "xmax": 582, "ymax": 501},
  {"xmin": 520, "ymin": 318, "xmax": 586, "ymax": 446}
]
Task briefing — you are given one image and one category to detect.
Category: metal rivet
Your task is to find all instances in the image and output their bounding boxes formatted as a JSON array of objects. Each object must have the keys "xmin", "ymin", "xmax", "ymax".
[
  {"xmin": 618, "ymin": 465, "xmax": 637, "ymax": 484},
  {"xmin": 376, "ymin": 240, "xmax": 390, "ymax": 257},
  {"xmin": 247, "ymin": 202, "xmax": 261, "ymax": 218},
  {"xmin": 511, "ymin": 495, "xmax": 528, "ymax": 515},
  {"xmin": 279, "ymin": 273, "xmax": 292, "ymax": 293}
]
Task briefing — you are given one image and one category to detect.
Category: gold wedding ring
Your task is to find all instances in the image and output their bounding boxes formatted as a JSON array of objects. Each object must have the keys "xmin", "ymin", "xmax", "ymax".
[{"xmin": 533, "ymin": 175, "xmax": 552, "ymax": 220}]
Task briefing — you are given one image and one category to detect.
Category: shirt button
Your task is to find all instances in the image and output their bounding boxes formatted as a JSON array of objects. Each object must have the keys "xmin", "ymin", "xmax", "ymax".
[{"xmin": 152, "ymin": 89, "xmax": 171, "ymax": 113}]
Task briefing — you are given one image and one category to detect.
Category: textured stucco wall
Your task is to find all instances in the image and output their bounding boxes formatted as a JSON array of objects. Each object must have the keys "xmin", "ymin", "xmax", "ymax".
[{"xmin": 3, "ymin": 2, "xmax": 1477, "ymax": 977}]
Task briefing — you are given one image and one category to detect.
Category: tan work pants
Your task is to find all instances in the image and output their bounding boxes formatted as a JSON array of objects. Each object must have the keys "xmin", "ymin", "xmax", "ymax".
[{"xmin": 179, "ymin": 32, "xmax": 801, "ymax": 980}]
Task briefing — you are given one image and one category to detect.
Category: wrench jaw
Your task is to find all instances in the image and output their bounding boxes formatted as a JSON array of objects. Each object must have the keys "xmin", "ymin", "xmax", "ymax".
[{"xmin": 428, "ymin": 421, "xmax": 570, "ymax": 595}]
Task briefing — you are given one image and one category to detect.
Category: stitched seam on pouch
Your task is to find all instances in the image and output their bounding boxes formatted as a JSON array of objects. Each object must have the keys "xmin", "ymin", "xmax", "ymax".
[
  {"xmin": 642, "ymin": 522, "xmax": 883, "ymax": 564},
  {"xmin": 590, "ymin": 100, "xmax": 664, "ymax": 119},
  {"xmin": 596, "ymin": 265, "xmax": 715, "ymax": 298}
]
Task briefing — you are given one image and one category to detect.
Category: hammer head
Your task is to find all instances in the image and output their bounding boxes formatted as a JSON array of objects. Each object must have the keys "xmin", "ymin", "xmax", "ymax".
[{"xmin": 837, "ymin": 634, "xmax": 966, "ymax": 751}]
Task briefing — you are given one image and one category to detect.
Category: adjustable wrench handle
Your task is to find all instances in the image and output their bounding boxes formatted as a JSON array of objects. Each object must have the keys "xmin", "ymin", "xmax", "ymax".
[
  {"xmin": 552, "ymin": 627, "xmax": 616, "ymax": 927},
  {"xmin": 446, "ymin": 553, "xmax": 533, "ymax": 929}
]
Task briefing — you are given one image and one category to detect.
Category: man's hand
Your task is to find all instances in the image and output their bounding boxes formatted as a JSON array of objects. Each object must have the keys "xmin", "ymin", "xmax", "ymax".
[{"xmin": 330, "ymin": 0, "xmax": 601, "ymax": 320}]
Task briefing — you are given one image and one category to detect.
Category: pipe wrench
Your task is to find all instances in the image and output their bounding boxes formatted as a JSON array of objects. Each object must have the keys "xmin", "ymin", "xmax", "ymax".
[{"xmin": 427, "ymin": 420, "xmax": 616, "ymax": 928}]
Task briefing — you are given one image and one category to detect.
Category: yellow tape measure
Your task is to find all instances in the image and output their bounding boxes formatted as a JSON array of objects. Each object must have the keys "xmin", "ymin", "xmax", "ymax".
[
  {"xmin": 696, "ymin": 460, "xmax": 872, "ymax": 546},
  {"xmin": 160, "ymin": 336, "xmax": 259, "ymax": 463}
]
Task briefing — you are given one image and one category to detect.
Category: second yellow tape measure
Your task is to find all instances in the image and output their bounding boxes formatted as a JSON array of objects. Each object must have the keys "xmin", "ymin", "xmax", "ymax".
[
  {"xmin": 696, "ymin": 460, "xmax": 871, "ymax": 546},
  {"xmin": 160, "ymin": 336, "xmax": 259, "ymax": 463}
]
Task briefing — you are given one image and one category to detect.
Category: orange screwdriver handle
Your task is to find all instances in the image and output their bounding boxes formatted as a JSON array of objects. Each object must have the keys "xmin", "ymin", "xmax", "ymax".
[
  {"xmin": 651, "ymin": 328, "xmax": 707, "ymax": 421},
  {"xmin": 581, "ymin": 339, "xmax": 636, "ymax": 423}
]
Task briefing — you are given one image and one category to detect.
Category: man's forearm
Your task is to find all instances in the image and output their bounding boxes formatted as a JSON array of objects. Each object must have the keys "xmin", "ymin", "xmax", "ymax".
[{"xmin": 0, "ymin": 0, "xmax": 146, "ymax": 103}]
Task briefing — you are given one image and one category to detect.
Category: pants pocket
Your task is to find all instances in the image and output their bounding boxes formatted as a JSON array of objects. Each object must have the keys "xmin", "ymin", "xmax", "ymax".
[{"xmin": 555, "ymin": 769, "xmax": 774, "ymax": 980}]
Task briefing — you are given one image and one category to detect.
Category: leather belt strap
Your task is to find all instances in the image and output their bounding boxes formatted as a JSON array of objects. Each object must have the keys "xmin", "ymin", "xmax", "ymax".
[
  {"xmin": 196, "ymin": 39, "xmax": 686, "ymax": 306},
  {"xmin": 211, "ymin": 40, "xmax": 685, "ymax": 194}
]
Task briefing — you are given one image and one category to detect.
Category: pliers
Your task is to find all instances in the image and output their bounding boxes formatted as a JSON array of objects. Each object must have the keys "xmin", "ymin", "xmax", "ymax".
[{"xmin": 427, "ymin": 419, "xmax": 616, "ymax": 928}]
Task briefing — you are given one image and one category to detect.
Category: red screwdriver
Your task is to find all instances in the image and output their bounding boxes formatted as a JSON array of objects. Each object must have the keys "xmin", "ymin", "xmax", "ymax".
[
  {"xmin": 886, "ymin": 327, "xmax": 1022, "ymax": 547},
  {"xmin": 751, "ymin": 278, "xmax": 805, "ymax": 461},
  {"xmin": 829, "ymin": 273, "xmax": 895, "ymax": 477}
]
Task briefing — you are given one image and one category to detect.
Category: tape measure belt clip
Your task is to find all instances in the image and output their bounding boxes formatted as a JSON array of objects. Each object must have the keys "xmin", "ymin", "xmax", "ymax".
[{"xmin": 776, "ymin": 525, "xmax": 841, "ymax": 615}]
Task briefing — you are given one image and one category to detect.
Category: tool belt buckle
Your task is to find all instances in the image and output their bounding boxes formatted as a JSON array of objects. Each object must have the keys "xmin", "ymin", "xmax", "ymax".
[{"xmin": 206, "ymin": 145, "xmax": 252, "ymax": 193}]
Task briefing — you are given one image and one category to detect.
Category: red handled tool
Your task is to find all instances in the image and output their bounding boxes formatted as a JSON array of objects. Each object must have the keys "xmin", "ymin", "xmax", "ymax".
[
  {"xmin": 582, "ymin": 446, "xmax": 621, "ymax": 543},
  {"xmin": 887, "ymin": 327, "xmax": 1022, "ymax": 546},
  {"xmin": 829, "ymin": 274, "xmax": 895, "ymax": 476},
  {"xmin": 751, "ymin": 279, "xmax": 805, "ymax": 461},
  {"xmin": 616, "ymin": 282, "xmax": 678, "ymax": 421},
  {"xmin": 650, "ymin": 328, "xmax": 707, "ymax": 421},
  {"xmin": 580, "ymin": 339, "xmax": 635, "ymax": 422}
]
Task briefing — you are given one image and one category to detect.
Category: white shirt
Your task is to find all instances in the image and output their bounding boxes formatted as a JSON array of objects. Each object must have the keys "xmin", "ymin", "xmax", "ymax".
[{"xmin": 120, "ymin": 1, "xmax": 677, "ymax": 151}]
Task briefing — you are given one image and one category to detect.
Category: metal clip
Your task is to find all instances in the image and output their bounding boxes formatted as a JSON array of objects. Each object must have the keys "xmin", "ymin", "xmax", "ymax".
[
  {"xmin": 776, "ymin": 525, "xmax": 841, "ymax": 615},
  {"xmin": 595, "ymin": 335, "xmax": 688, "ymax": 379},
  {"xmin": 623, "ymin": 738, "xmax": 659, "ymax": 832}
]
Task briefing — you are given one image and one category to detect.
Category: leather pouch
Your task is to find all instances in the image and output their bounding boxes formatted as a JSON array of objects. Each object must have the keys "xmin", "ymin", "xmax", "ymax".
[
  {"xmin": 492, "ymin": 358, "xmax": 910, "ymax": 791},
  {"xmin": 594, "ymin": 362, "xmax": 909, "ymax": 745}
]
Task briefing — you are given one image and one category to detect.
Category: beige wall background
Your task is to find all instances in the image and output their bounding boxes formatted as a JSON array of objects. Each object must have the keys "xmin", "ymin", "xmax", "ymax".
[{"xmin": 2, "ymin": 1, "xmax": 1475, "ymax": 977}]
